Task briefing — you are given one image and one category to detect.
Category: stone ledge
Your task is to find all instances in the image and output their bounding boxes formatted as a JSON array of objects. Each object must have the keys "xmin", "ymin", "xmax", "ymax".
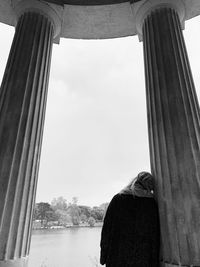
[{"xmin": 0, "ymin": 0, "xmax": 199, "ymax": 40}]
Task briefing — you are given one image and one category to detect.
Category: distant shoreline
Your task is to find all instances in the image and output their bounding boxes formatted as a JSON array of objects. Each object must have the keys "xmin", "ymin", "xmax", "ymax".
[{"xmin": 32, "ymin": 222, "xmax": 103, "ymax": 231}]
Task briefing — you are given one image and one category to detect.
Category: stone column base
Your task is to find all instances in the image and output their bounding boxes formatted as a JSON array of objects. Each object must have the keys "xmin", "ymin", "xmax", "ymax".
[{"xmin": 0, "ymin": 257, "xmax": 28, "ymax": 267}]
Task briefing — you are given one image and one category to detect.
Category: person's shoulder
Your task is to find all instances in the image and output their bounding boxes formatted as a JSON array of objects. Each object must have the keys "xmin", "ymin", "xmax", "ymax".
[
  {"xmin": 109, "ymin": 193, "xmax": 125, "ymax": 204},
  {"xmin": 111, "ymin": 193, "xmax": 133, "ymax": 203},
  {"xmin": 111, "ymin": 193, "xmax": 121, "ymax": 202}
]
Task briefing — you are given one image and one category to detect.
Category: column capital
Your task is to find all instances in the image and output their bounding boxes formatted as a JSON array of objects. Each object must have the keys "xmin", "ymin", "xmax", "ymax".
[
  {"xmin": 135, "ymin": 0, "xmax": 186, "ymax": 41},
  {"xmin": 11, "ymin": 0, "xmax": 63, "ymax": 43}
]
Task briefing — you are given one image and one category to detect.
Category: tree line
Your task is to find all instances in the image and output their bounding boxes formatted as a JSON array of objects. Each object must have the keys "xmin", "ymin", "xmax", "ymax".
[{"xmin": 33, "ymin": 196, "xmax": 109, "ymax": 228}]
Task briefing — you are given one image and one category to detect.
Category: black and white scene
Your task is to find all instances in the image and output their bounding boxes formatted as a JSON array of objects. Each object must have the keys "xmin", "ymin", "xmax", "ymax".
[{"xmin": 0, "ymin": 1, "xmax": 200, "ymax": 267}]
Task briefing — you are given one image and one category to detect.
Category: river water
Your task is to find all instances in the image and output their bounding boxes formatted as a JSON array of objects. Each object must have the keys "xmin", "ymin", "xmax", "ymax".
[{"xmin": 29, "ymin": 227, "xmax": 102, "ymax": 267}]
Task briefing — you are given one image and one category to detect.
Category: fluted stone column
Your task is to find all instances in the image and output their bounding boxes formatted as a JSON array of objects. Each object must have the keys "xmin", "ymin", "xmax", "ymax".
[
  {"xmin": 136, "ymin": 0, "xmax": 200, "ymax": 266},
  {"xmin": 0, "ymin": 1, "xmax": 61, "ymax": 266}
]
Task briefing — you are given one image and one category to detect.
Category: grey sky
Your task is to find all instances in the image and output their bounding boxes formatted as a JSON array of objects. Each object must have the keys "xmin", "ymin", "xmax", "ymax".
[{"xmin": 0, "ymin": 15, "xmax": 200, "ymax": 207}]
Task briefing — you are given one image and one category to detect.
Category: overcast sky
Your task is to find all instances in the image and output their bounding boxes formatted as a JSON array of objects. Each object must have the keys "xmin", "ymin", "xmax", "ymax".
[{"xmin": 0, "ymin": 15, "xmax": 200, "ymax": 207}]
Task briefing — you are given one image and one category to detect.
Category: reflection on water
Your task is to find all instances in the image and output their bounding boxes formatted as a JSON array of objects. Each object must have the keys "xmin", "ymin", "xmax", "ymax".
[{"xmin": 29, "ymin": 227, "xmax": 102, "ymax": 267}]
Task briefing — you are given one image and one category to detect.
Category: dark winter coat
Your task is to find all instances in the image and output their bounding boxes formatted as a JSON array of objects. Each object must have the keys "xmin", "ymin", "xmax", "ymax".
[{"xmin": 100, "ymin": 193, "xmax": 160, "ymax": 267}]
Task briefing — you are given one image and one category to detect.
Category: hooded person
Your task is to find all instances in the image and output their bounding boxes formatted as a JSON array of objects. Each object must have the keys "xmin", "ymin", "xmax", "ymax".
[{"xmin": 100, "ymin": 172, "xmax": 160, "ymax": 267}]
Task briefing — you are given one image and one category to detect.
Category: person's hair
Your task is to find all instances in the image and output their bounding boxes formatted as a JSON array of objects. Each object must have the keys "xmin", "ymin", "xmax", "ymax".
[
  {"xmin": 119, "ymin": 171, "xmax": 154, "ymax": 196},
  {"xmin": 119, "ymin": 177, "xmax": 137, "ymax": 194},
  {"xmin": 136, "ymin": 171, "xmax": 154, "ymax": 191}
]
